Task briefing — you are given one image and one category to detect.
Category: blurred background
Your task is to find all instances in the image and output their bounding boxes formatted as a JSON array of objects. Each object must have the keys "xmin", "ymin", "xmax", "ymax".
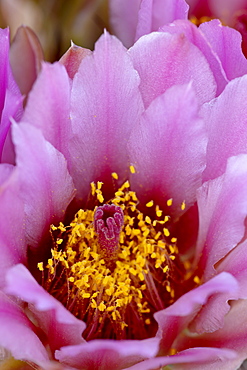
[{"xmin": 0, "ymin": 0, "xmax": 109, "ymax": 61}]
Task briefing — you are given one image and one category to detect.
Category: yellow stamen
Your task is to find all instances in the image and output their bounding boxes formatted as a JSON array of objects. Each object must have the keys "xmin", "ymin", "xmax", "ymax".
[
  {"xmin": 129, "ymin": 165, "xmax": 136, "ymax": 174},
  {"xmin": 38, "ymin": 177, "xmax": 187, "ymax": 341},
  {"xmin": 167, "ymin": 198, "xmax": 173, "ymax": 206}
]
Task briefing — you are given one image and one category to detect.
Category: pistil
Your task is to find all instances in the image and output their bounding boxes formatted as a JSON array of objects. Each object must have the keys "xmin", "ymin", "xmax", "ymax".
[{"xmin": 94, "ymin": 204, "xmax": 124, "ymax": 266}]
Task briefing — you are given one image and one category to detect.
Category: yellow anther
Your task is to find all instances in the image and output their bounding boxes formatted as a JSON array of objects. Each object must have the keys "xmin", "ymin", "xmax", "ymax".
[
  {"xmin": 97, "ymin": 181, "xmax": 103, "ymax": 190},
  {"xmin": 166, "ymin": 285, "xmax": 171, "ymax": 293},
  {"xmin": 163, "ymin": 228, "xmax": 170, "ymax": 237},
  {"xmin": 37, "ymin": 262, "xmax": 44, "ymax": 271},
  {"xmin": 68, "ymin": 277, "xmax": 75, "ymax": 282},
  {"xmin": 169, "ymin": 348, "xmax": 177, "ymax": 356},
  {"xmin": 51, "ymin": 225, "xmax": 57, "ymax": 231},
  {"xmin": 163, "ymin": 265, "xmax": 169, "ymax": 273},
  {"xmin": 91, "ymin": 299, "xmax": 97, "ymax": 309},
  {"xmin": 56, "ymin": 238, "xmax": 63, "ymax": 245},
  {"xmin": 97, "ymin": 193, "xmax": 104, "ymax": 203},
  {"xmin": 156, "ymin": 206, "xmax": 162, "ymax": 217},
  {"xmin": 193, "ymin": 276, "xmax": 200, "ymax": 284},
  {"xmin": 146, "ymin": 200, "xmax": 154, "ymax": 207},
  {"xmin": 169, "ymin": 245, "xmax": 175, "ymax": 254},
  {"xmin": 48, "ymin": 259, "xmax": 53, "ymax": 267},
  {"xmin": 171, "ymin": 237, "xmax": 177, "ymax": 243},
  {"xmin": 170, "ymin": 255, "xmax": 176, "ymax": 260},
  {"xmin": 129, "ymin": 191, "xmax": 138, "ymax": 201},
  {"xmin": 145, "ymin": 216, "xmax": 152, "ymax": 224},
  {"xmin": 154, "ymin": 231, "xmax": 161, "ymax": 240},
  {"xmin": 111, "ymin": 172, "xmax": 119, "ymax": 180},
  {"xmin": 167, "ymin": 198, "xmax": 173, "ymax": 206},
  {"xmin": 82, "ymin": 292, "xmax": 90, "ymax": 298},
  {"xmin": 98, "ymin": 302, "xmax": 106, "ymax": 311},
  {"xmin": 129, "ymin": 165, "xmax": 136, "ymax": 174},
  {"xmin": 90, "ymin": 182, "xmax": 96, "ymax": 196},
  {"xmin": 181, "ymin": 201, "xmax": 186, "ymax": 211}
]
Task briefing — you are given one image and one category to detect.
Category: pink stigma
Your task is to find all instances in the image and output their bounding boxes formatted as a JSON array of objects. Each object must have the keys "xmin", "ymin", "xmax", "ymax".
[{"xmin": 94, "ymin": 204, "xmax": 124, "ymax": 261}]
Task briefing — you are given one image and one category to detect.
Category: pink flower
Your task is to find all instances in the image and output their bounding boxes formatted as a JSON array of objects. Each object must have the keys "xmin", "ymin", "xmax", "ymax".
[{"xmin": 1, "ymin": 8, "xmax": 247, "ymax": 370}]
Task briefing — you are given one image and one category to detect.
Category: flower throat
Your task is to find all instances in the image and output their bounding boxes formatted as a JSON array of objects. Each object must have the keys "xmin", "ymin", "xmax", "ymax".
[{"xmin": 37, "ymin": 167, "xmax": 194, "ymax": 341}]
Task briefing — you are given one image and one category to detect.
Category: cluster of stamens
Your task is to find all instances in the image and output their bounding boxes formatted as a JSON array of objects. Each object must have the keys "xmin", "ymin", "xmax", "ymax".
[{"xmin": 37, "ymin": 167, "xmax": 196, "ymax": 340}]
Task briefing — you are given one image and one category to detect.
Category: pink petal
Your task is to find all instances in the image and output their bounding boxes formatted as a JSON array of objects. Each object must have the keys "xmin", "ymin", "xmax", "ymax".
[
  {"xmin": 59, "ymin": 42, "xmax": 92, "ymax": 80},
  {"xmin": 135, "ymin": 0, "xmax": 189, "ymax": 41},
  {"xmin": 5, "ymin": 264, "xmax": 85, "ymax": 353},
  {"xmin": 56, "ymin": 338, "xmax": 159, "ymax": 370},
  {"xmin": 217, "ymin": 239, "xmax": 247, "ymax": 298},
  {"xmin": 0, "ymin": 28, "xmax": 23, "ymax": 163},
  {"xmin": 0, "ymin": 291, "xmax": 48, "ymax": 365},
  {"xmin": 12, "ymin": 122, "xmax": 75, "ymax": 247},
  {"xmin": 129, "ymin": 31, "xmax": 216, "ymax": 108},
  {"xmin": 22, "ymin": 62, "xmax": 71, "ymax": 160},
  {"xmin": 202, "ymin": 75, "xmax": 247, "ymax": 181},
  {"xmin": 109, "ymin": 0, "xmax": 142, "ymax": 48},
  {"xmin": 69, "ymin": 31, "xmax": 144, "ymax": 200},
  {"xmin": 160, "ymin": 20, "xmax": 228, "ymax": 96},
  {"xmin": 199, "ymin": 19, "xmax": 247, "ymax": 81},
  {"xmin": 154, "ymin": 272, "xmax": 238, "ymax": 353},
  {"xmin": 195, "ymin": 155, "xmax": 247, "ymax": 280},
  {"xmin": 0, "ymin": 89, "xmax": 23, "ymax": 162},
  {"xmin": 125, "ymin": 347, "xmax": 236, "ymax": 370},
  {"xmin": 9, "ymin": 25, "xmax": 44, "ymax": 97},
  {"xmin": 0, "ymin": 28, "xmax": 10, "ymax": 115},
  {"xmin": 109, "ymin": 0, "xmax": 188, "ymax": 48},
  {"xmin": 128, "ymin": 83, "xmax": 206, "ymax": 217},
  {"xmin": 174, "ymin": 299, "xmax": 247, "ymax": 370},
  {"xmin": 0, "ymin": 166, "xmax": 26, "ymax": 287}
]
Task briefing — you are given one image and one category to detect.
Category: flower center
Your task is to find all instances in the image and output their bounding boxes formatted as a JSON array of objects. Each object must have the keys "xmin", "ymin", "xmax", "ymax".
[
  {"xmin": 94, "ymin": 204, "xmax": 124, "ymax": 268},
  {"xmin": 37, "ymin": 169, "xmax": 197, "ymax": 340}
]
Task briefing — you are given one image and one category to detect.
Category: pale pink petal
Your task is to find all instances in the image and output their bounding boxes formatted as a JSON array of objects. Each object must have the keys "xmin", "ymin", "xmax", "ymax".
[
  {"xmin": 109, "ymin": 0, "xmax": 142, "ymax": 48},
  {"xmin": 0, "ymin": 291, "xmax": 48, "ymax": 365},
  {"xmin": 129, "ymin": 31, "xmax": 216, "ymax": 108},
  {"xmin": 0, "ymin": 28, "xmax": 10, "ymax": 115},
  {"xmin": 59, "ymin": 42, "xmax": 92, "ymax": 79},
  {"xmin": 70, "ymin": 31, "xmax": 144, "ymax": 200},
  {"xmin": 22, "ymin": 62, "xmax": 71, "ymax": 160},
  {"xmin": 217, "ymin": 239, "xmax": 247, "ymax": 298},
  {"xmin": 160, "ymin": 20, "xmax": 228, "ymax": 96},
  {"xmin": 175, "ymin": 300, "xmax": 247, "ymax": 370},
  {"xmin": 0, "ymin": 28, "xmax": 23, "ymax": 163},
  {"xmin": 0, "ymin": 166, "xmax": 26, "ymax": 287},
  {"xmin": 0, "ymin": 89, "xmax": 23, "ymax": 162},
  {"xmin": 12, "ymin": 122, "xmax": 75, "ymax": 247},
  {"xmin": 154, "ymin": 272, "xmax": 238, "ymax": 353},
  {"xmin": 195, "ymin": 155, "xmax": 247, "ymax": 280},
  {"xmin": 202, "ymin": 75, "xmax": 247, "ymax": 181},
  {"xmin": 56, "ymin": 338, "xmax": 159, "ymax": 370},
  {"xmin": 5, "ymin": 264, "xmax": 85, "ymax": 353},
  {"xmin": 199, "ymin": 20, "xmax": 247, "ymax": 81},
  {"xmin": 129, "ymin": 83, "xmax": 206, "ymax": 217},
  {"xmin": 125, "ymin": 347, "xmax": 236, "ymax": 370},
  {"xmin": 135, "ymin": 0, "xmax": 189, "ymax": 41},
  {"xmin": 109, "ymin": 0, "xmax": 188, "ymax": 48},
  {"xmin": 10, "ymin": 25, "xmax": 44, "ymax": 97}
]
